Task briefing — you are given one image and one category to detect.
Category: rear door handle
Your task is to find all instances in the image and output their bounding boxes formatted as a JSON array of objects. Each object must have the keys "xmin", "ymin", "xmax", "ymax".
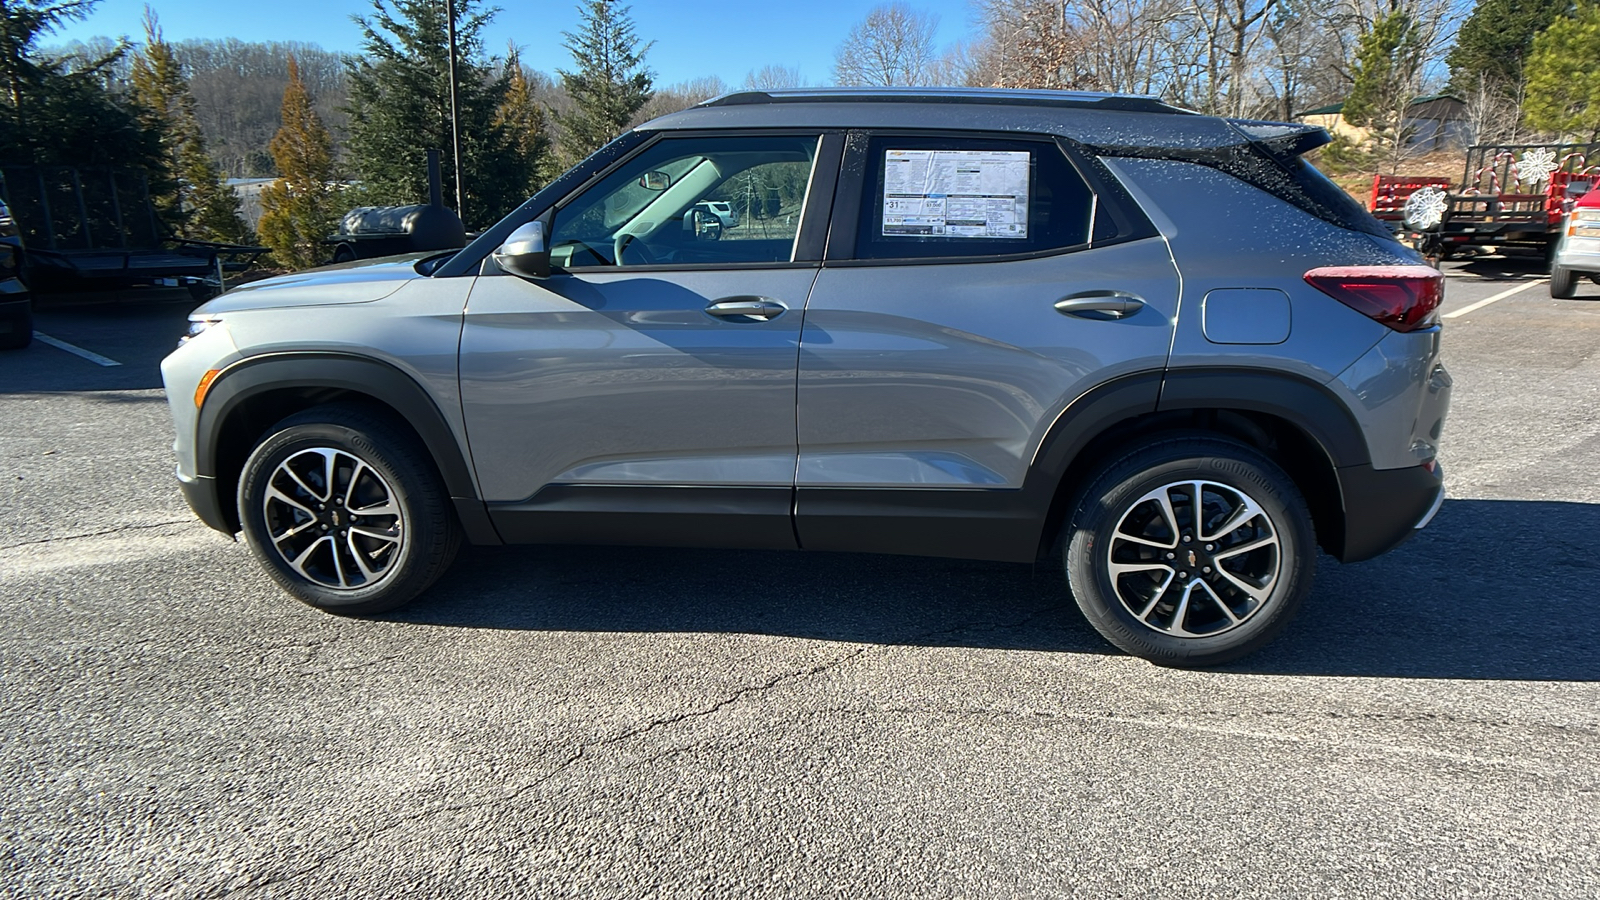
[
  {"xmin": 1054, "ymin": 293, "xmax": 1146, "ymax": 320},
  {"xmin": 706, "ymin": 297, "xmax": 787, "ymax": 321}
]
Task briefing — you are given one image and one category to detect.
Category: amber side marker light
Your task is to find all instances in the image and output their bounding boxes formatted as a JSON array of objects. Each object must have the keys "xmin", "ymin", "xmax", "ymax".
[{"xmin": 194, "ymin": 370, "xmax": 220, "ymax": 409}]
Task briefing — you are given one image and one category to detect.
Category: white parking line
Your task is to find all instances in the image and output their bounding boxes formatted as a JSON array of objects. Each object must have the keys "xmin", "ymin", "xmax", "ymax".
[
  {"xmin": 33, "ymin": 333, "xmax": 122, "ymax": 367},
  {"xmin": 1442, "ymin": 278, "xmax": 1547, "ymax": 319}
]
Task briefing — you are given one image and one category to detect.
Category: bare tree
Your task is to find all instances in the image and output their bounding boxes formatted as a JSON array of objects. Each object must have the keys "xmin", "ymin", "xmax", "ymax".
[
  {"xmin": 971, "ymin": 0, "xmax": 1199, "ymax": 96},
  {"xmin": 743, "ymin": 64, "xmax": 806, "ymax": 90},
  {"xmin": 833, "ymin": 3, "xmax": 940, "ymax": 86},
  {"xmin": 924, "ymin": 40, "xmax": 986, "ymax": 86},
  {"xmin": 1460, "ymin": 72, "xmax": 1523, "ymax": 145},
  {"xmin": 1190, "ymin": 0, "xmax": 1280, "ymax": 115},
  {"xmin": 633, "ymin": 75, "xmax": 727, "ymax": 124}
]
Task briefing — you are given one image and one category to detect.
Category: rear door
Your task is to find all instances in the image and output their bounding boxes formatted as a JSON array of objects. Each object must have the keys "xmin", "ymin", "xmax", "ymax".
[{"xmin": 794, "ymin": 131, "xmax": 1181, "ymax": 559}]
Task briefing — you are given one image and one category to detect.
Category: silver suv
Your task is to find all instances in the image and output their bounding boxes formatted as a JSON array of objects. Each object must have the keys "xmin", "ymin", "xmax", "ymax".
[{"xmin": 162, "ymin": 89, "xmax": 1451, "ymax": 666}]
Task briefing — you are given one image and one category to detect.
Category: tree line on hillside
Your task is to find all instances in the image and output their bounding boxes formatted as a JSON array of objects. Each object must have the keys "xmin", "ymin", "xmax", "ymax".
[
  {"xmin": 56, "ymin": 35, "xmax": 348, "ymax": 178},
  {"xmin": 830, "ymin": 0, "xmax": 1600, "ymax": 173},
  {"xmin": 0, "ymin": 0, "xmax": 670, "ymax": 268},
  {"xmin": 4, "ymin": 0, "xmax": 1599, "ymax": 272}
]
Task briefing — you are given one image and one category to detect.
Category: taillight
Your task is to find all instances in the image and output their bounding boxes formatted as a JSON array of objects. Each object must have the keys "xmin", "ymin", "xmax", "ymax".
[{"xmin": 1303, "ymin": 265, "xmax": 1444, "ymax": 333}]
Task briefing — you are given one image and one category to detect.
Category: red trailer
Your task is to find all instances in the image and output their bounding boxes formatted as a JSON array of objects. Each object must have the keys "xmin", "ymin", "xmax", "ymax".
[{"xmin": 1371, "ymin": 143, "xmax": 1600, "ymax": 266}]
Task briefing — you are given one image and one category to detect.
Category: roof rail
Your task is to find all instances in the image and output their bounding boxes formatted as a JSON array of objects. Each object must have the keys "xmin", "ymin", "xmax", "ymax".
[{"xmin": 700, "ymin": 87, "xmax": 1189, "ymax": 115}]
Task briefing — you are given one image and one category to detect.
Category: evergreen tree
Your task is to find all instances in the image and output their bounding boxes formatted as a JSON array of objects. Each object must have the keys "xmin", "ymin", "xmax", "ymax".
[
  {"xmin": 1524, "ymin": 2, "xmax": 1600, "ymax": 139},
  {"xmin": 0, "ymin": 0, "xmax": 157, "ymax": 168},
  {"xmin": 259, "ymin": 54, "xmax": 342, "ymax": 269},
  {"xmin": 555, "ymin": 0, "xmax": 653, "ymax": 165},
  {"xmin": 494, "ymin": 44, "xmax": 553, "ymax": 194},
  {"xmin": 0, "ymin": 0, "xmax": 91, "ymax": 136},
  {"xmin": 344, "ymin": 0, "xmax": 528, "ymax": 227},
  {"xmin": 129, "ymin": 10, "xmax": 250, "ymax": 242},
  {"xmin": 182, "ymin": 129, "xmax": 252, "ymax": 243},
  {"xmin": 1447, "ymin": 0, "xmax": 1570, "ymax": 96},
  {"xmin": 1343, "ymin": 10, "xmax": 1423, "ymax": 172}
]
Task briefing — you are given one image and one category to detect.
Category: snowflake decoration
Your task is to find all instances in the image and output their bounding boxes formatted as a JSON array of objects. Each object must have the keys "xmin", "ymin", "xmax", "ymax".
[
  {"xmin": 1516, "ymin": 148, "xmax": 1559, "ymax": 185},
  {"xmin": 1403, "ymin": 187, "xmax": 1448, "ymax": 230}
]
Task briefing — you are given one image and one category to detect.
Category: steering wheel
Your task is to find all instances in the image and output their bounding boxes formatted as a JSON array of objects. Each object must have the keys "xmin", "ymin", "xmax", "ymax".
[{"xmin": 614, "ymin": 232, "xmax": 658, "ymax": 266}]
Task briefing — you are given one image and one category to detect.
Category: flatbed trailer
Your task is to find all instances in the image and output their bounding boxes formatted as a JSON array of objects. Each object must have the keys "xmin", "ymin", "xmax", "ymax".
[
  {"xmin": 1373, "ymin": 143, "xmax": 1600, "ymax": 265},
  {"xmin": 0, "ymin": 165, "xmax": 266, "ymax": 298}
]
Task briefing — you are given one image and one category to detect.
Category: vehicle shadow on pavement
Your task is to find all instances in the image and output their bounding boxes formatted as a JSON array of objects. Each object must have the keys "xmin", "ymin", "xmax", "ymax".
[
  {"xmin": 0, "ymin": 292, "xmax": 195, "ymax": 393},
  {"xmin": 406, "ymin": 540, "xmax": 1115, "ymax": 655},
  {"xmin": 1451, "ymin": 254, "xmax": 1549, "ymax": 281},
  {"xmin": 1239, "ymin": 498, "xmax": 1600, "ymax": 682},
  {"xmin": 402, "ymin": 498, "xmax": 1599, "ymax": 681}
]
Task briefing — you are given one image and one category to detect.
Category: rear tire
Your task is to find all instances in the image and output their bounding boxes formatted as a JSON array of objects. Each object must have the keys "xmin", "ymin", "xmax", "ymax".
[
  {"xmin": 1551, "ymin": 264, "xmax": 1577, "ymax": 299},
  {"xmin": 237, "ymin": 403, "xmax": 461, "ymax": 615},
  {"xmin": 1063, "ymin": 437, "xmax": 1316, "ymax": 667}
]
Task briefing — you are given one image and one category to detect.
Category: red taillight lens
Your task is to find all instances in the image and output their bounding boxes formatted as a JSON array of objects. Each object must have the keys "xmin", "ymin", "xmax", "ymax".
[{"xmin": 1303, "ymin": 265, "xmax": 1444, "ymax": 332}]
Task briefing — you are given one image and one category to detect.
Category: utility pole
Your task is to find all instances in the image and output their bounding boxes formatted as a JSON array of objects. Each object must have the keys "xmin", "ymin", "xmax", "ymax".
[{"xmin": 445, "ymin": 0, "xmax": 464, "ymax": 218}]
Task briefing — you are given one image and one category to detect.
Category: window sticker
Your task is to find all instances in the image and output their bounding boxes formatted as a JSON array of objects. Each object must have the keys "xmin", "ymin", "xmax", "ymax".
[{"xmin": 881, "ymin": 149, "xmax": 1030, "ymax": 239}]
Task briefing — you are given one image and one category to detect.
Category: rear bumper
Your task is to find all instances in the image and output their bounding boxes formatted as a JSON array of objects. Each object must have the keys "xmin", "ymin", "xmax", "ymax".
[{"xmin": 1335, "ymin": 461, "xmax": 1445, "ymax": 562}]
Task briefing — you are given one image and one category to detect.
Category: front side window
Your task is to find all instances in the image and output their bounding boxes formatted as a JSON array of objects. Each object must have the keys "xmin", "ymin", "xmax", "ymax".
[
  {"xmin": 548, "ymin": 134, "xmax": 820, "ymax": 268},
  {"xmin": 855, "ymin": 135, "xmax": 1097, "ymax": 261}
]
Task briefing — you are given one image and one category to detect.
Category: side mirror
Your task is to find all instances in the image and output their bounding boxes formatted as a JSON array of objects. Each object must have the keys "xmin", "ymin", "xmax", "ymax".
[
  {"xmin": 492, "ymin": 220, "xmax": 550, "ymax": 279},
  {"xmin": 1568, "ymin": 180, "xmax": 1592, "ymax": 197},
  {"xmin": 639, "ymin": 170, "xmax": 672, "ymax": 191},
  {"xmin": 688, "ymin": 207, "xmax": 722, "ymax": 241}
]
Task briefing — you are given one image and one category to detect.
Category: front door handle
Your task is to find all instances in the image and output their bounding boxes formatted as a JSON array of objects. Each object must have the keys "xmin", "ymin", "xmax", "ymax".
[
  {"xmin": 706, "ymin": 297, "xmax": 787, "ymax": 321},
  {"xmin": 1054, "ymin": 293, "xmax": 1146, "ymax": 320}
]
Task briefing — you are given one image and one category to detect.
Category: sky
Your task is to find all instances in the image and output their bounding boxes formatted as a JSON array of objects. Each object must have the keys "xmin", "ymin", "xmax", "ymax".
[{"xmin": 49, "ymin": 0, "xmax": 985, "ymax": 88}]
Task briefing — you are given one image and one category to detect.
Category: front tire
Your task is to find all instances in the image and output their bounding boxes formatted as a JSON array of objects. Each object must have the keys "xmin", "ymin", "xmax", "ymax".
[
  {"xmin": 1064, "ymin": 438, "xmax": 1315, "ymax": 667},
  {"xmin": 1550, "ymin": 264, "xmax": 1577, "ymax": 299},
  {"xmin": 237, "ymin": 403, "xmax": 461, "ymax": 615}
]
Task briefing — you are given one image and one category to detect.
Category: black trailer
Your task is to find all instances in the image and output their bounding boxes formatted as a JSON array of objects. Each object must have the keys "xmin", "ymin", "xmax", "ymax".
[
  {"xmin": 327, "ymin": 202, "xmax": 466, "ymax": 263},
  {"xmin": 0, "ymin": 165, "xmax": 266, "ymax": 298},
  {"xmin": 1398, "ymin": 143, "xmax": 1600, "ymax": 263},
  {"xmin": 325, "ymin": 151, "xmax": 466, "ymax": 263}
]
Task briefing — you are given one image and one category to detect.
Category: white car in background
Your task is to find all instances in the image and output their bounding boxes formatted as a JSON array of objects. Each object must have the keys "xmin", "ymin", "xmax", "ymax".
[{"xmin": 693, "ymin": 200, "xmax": 738, "ymax": 228}]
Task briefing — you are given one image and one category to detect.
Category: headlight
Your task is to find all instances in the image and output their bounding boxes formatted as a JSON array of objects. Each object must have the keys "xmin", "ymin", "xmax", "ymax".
[{"xmin": 180, "ymin": 315, "xmax": 222, "ymax": 346}]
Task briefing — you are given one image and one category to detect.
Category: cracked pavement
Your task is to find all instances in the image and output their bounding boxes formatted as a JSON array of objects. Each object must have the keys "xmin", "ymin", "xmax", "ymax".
[{"xmin": 2, "ymin": 270, "xmax": 1599, "ymax": 899}]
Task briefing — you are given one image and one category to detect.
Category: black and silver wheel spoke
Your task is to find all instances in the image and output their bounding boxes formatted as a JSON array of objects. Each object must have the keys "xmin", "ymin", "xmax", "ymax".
[
  {"xmin": 262, "ymin": 447, "xmax": 405, "ymax": 591},
  {"xmin": 1106, "ymin": 479, "xmax": 1281, "ymax": 638}
]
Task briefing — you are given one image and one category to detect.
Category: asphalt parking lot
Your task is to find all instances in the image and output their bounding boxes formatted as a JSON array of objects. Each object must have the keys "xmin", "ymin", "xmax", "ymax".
[{"xmin": 3, "ymin": 259, "xmax": 1598, "ymax": 898}]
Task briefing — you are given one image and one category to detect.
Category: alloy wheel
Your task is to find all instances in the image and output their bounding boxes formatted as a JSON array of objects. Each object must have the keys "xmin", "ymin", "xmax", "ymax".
[
  {"xmin": 1105, "ymin": 480, "xmax": 1281, "ymax": 638},
  {"xmin": 261, "ymin": 447, "xmax": 405, "ymax": 591}
]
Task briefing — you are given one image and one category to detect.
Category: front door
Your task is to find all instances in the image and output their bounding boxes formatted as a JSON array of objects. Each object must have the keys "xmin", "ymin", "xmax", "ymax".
[{"xmin": 459, "ymin": 132, "xmax": 834, "ymax": 549}]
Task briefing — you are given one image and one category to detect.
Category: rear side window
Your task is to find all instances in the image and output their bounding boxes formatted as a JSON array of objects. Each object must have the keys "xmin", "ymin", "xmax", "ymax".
[
  {"xmin": 1108, "ymin": 143, "xmax": 1393, "ymax": 241},
  {"xmin": 1279, "ymin": 156, "xmax": 1395, "ymax": 240},
  {"xmin": 855, "ymin": 135, "xmax": 1096, "ymax": 260}
]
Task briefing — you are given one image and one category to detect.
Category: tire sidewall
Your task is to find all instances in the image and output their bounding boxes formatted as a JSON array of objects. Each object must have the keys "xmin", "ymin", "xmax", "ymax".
[
  {"xmin": 1551, "ymin": 264, "xmax": 1576, "ymax": 299},
  {"xmin": 1066, "ymin": 442, "xmax": 1315, "ymax": 667},
  {"xmin": 238, "ymin": 418, "xmax": 432, "ymax": 612}
]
